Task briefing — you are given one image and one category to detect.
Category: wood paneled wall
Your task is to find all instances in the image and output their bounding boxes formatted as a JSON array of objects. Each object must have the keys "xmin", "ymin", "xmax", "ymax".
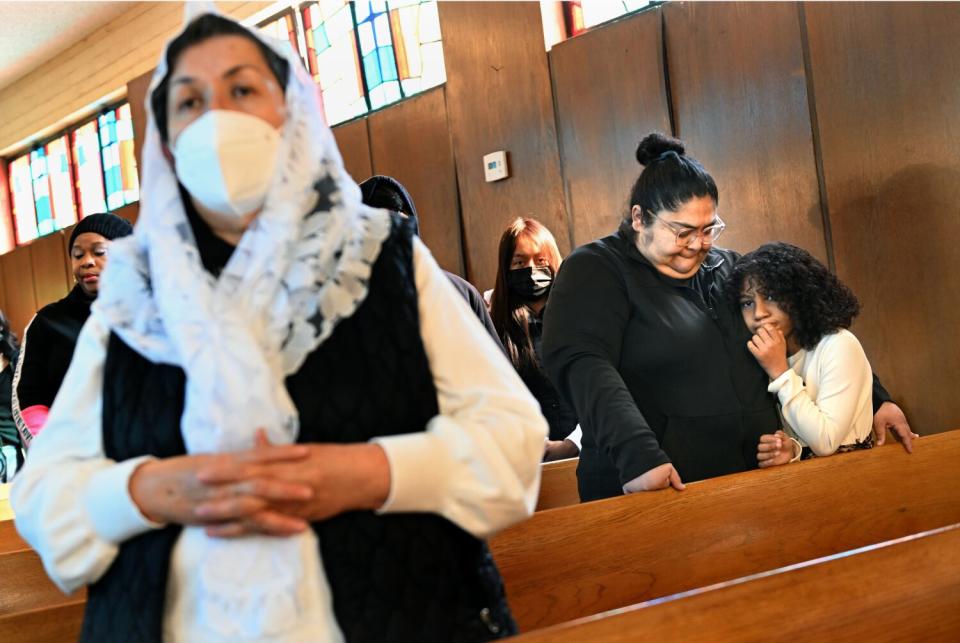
[
  {"xmin": 127, "ymin": 70, "xmax": 154, "ymax": 171},
  {"xmin": 332, "ymin": 119, "xmax": 374, "ymax": 183},
  {"xmin": 663, "ymin": 1, "xmax": 828, "ymax": 263},
  {"xmin": 29, "ymin": 233, "xmax": 72, "ymax": 311},
  {"xmin": 2, "ymin": 1, "xmax": 957, "ymax": 432},
  {"xmin": 549, "ymin": 8, "xmax": 672, "ymax": 247},
  {"xmin": 367, "ymin": 88, "xmax": 464, "ymax": 276},
  {"xmin": 803, "ymin": 1, "xmax": 960, "ymax": 433},
  {"xmin": 0, "ymin": 249, "xmax": 38, "ymax": 340},
  {"xmin": 438, "ymin": 1, "xmax": 569, "ymax": 287}
]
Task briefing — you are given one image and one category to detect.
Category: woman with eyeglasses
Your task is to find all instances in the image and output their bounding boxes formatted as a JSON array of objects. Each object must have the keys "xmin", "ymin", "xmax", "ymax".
[{"xmin": 542, "ymin": 133, "xmax": 914, "ymax": 502}]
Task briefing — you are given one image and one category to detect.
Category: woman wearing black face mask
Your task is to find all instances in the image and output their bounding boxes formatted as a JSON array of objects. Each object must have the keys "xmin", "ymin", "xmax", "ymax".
[{"xmin": 490, "ymin": 218, "xmax": 580, "ymax": 461}]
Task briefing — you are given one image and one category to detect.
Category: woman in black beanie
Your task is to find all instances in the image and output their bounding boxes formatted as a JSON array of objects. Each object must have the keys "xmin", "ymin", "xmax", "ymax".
[{"xmin": 12, "ymin": 212, "xmax": 133, "ymax": 447}]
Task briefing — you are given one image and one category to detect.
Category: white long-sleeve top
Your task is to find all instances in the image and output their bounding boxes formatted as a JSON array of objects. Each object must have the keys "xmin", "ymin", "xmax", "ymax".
[
  {"xmin": 768, "ymin": 329, "xmax": 873, "ymax": 457},
  {"xmin": 11, "ymin": 237, "xmax": 547, "ymax": 641}
]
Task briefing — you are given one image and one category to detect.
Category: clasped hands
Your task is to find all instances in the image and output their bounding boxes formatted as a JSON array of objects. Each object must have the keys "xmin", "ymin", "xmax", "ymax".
[{"xmin": 129, "ymin": 430, "xmax": 390, "ymax": 538}]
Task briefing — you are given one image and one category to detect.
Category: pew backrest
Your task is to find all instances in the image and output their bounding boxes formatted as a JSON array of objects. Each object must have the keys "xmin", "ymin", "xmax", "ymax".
[
  {"xmin": 536, "ymin": 458, "xmax": 579, "ymax": 511},
  {"xmin": 0, "ymin": 549, "xmax": 84, "ymax": 615},
  {"xmin": 513, "ymin": 524, "xmax": 960, "ymax": 641},
  {"xmin": 493, "ymin": 429, "xmax": 960, "ymax": 630}
]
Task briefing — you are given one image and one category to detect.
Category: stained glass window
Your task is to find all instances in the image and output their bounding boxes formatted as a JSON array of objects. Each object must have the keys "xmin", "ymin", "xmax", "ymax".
[
  {"xmin": 29, "ymin": 148, "xmax": 54, "ymax": 237},
  {"xmin": 6, "ymin": 137, "xmax": 78, "ymax": 246},
  {"xmin": 8, "ymin": 155, "xmax": 38, "ymax": 244},
  {"xmin": 3, "ymin": 102, "xmax": 139, "ymax": 251},
  {"xmin": 356, "ymin": 1, "xmax": 402, "ymax": 109},
  {"xmin": 301, "ymin": 0, "xmax": 368, "ymax": 125},
  {"xmin": 45, "ymin": 135, "xmax": 78, "ymax": 231},
  {"xmin": 258, "ymin": 11, "xmax": 301, "ymax": 59},
  {"xmin": 542, "ymin": 1, "xmax": 652, "ymax": 44},
  {"xmin": 99, "ymin": 104, "xmax": 139, "ymax": 211},
  {"xmin": 387, "ymin": 0, "xmax": 446, "ymax": 96},
  {"xmin": 299, "ymin": 0, "xmax": 445, "ymax": 124},
  {"xmin": 71, "ymin": 120, "xmax": 107, "ymax": 218}
]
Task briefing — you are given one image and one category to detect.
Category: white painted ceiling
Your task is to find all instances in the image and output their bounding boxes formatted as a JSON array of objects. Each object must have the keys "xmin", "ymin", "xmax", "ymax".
[{"xmin": 0, "ymin": 1, "xmax": 135, "ymax": 91}]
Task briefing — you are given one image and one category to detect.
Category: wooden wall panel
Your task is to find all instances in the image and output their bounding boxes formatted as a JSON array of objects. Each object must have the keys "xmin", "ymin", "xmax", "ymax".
[
  {"xmin": 804, "ymin": 2, "xmax": 960, "ymax": 433},
  {"xmin": 0, "ymin": 253, "xmax": 8, "ymax": 320},
  {"xmin": 0, "ymin": 159, "xmax": 14, "ymax": 253},
  {"xmin": 368, "ymin": 88, "xmax": 465, "ymax": 277},
  {"xmin": 127, "ymin": 69, "xmax": 155, "ymax": 172},
  {"xmin": 550, "ymin": 7, "xmax": 672, "ymax": 247},
  {"xmin": 331, "ymin": 118, "xmax": 373, "ymax": 184},
  {"xmin": 664, "ymin": 1, "xmax": 828, "ymax": 263},
  {"xmin": 29, "ymin": 233, "xmax": 71, "ymax": 310},
  {"xmin": 60, "ymin": 225, "xmax": 76, "ymax": 290},
  {"xmin": 439, "ymin": 1, "xmax": 569, "ymax": 288},
  {"xmin": 0, "ymin": 248, "xmax": 38, "ymax": 338}
]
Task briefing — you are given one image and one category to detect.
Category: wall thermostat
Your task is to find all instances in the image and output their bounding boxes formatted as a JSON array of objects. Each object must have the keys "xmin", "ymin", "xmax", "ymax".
[{"xmin": 483, "ymin": 150, "xmax": 509, "ymax": 182}]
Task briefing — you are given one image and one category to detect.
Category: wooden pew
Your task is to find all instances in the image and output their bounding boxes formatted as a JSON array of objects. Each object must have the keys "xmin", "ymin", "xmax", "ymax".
[
  {"xmin": 513, "ymin": 524, "xmax": 960, "ymax": 641},
  {"xmin": 0, "ymin": 549, "xmax": 86, "ymax": 616},
  {"xmin": 492, "ymin": 428, "xmax": 960, "ymax": 631},
  {"xmin": 0, "ymin": 483, "xmax": 13, "ymax": 521},
  {"xmin": 0, "ymin": 520, "xmax": 27, "ymax": 555},
  {"xmin": 0, "ymin": 600, "xmax": 86, "ymax": 643},
  {"xmin": 535, "ymin": 432, "xmax": 916, "ymax": 512},
  {"xmin": 536, "ymin": 458, "xmax": 579, "ymax": 511}
]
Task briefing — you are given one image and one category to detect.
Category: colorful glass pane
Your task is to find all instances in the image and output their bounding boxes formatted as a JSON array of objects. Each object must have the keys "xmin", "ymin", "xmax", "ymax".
[
  {"xmin": 295, "ymin": 1, "xmax": 446, "ymax": 120},
  {"xmin": 30, "ymin": 148, "xmax": 54, "ymax": 236},
  {"xmin": 356, "ymin": 0, "xmax": 402, "ymax": 109},
  {"xmin": 302, "ymin": 1, "xmax": 368, "ymax": 124},
  {"xmin": 117, "ymin": 104, "xmax": 140, "ymax": 206},
  {"xmin": 99, "ymin": 110, "xmax": 123, "ymax": 211},
  {"xmin": 45, "ymin": 135, "xmax": 78, "ymax": 230},
  {"xmin": 72, "ymin": 120, "xmax": 107, "ymax": 218},
  {"xmin": 388, "ymin": 0, "xmax": 445, "ymax": 96},
  {"xmin": 258, "ymin": 12, "xmax": 300, "ymax": 58},
  {"xmin": 559, "ymin": 0, "xmax": 651, "ymax": 39},
  {"xmin": 8, "ymin": 155, "xmax": 38, "ymax": 244}
]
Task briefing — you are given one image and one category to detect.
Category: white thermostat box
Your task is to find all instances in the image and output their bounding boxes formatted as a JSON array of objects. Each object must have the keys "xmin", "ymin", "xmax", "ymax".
[{"xmin": 483, "ymin": 151, "xmax": 509, "ymax": 182}]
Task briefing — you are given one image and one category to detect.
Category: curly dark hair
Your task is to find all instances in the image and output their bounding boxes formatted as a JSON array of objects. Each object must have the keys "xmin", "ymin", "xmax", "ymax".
[{"xmin": 728, "ymin": 242, "xmax": 860, "ymax": 350}]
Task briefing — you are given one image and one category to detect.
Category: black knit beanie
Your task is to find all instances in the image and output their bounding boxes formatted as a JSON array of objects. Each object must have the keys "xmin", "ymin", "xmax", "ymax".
[{"xmin": 69, "ymin": 213, "xmax": 133, "ymax": 248}]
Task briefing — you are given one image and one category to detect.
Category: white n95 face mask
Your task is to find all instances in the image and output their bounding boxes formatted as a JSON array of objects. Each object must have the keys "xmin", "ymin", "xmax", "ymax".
[{"xmin": 173, "ymin": 110, "xmax": 282, "ymax": 218}]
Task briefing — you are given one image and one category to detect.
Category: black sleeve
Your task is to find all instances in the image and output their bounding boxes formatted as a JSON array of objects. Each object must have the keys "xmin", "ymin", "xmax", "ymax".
[
  {"xmin": 14, "ymin": 316, "xmax": 58, "ymax": 410},
  {"xmin": 445, "ymin": 272, "xmax": 506, "ymax": 354},
  {"xmin": 541, "ymin": 248, "xmax": 670, "ymax": 484},
  {"xmin": 872, "ymin": 372, "xmax": 893, "ymax": 415}
]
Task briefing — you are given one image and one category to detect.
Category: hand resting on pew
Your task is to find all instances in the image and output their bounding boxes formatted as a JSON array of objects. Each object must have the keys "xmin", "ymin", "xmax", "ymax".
[
  {"xmin": 873, "ymin": 402, "xmax": 918, "ymax": 453},
  {"xmin": 622, "ymin": 462, "xmax": 685, "ymax": 493}
]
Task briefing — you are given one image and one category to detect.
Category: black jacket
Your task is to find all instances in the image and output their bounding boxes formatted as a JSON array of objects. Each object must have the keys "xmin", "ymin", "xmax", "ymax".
[
  {"xmin": 542, "ymin": 230, "xmax": 893, "ymax": 501},
  {"xmin": 15, "ymin": 285, "xmax": 93, "ymax": 415},
  {"xmin": 519, "ymin": 310, "xmax": 578, "ymax": 442},
  {"xmin": 542, "ymin": 230, "xmax": 780, "ymax": 501},
  {"xmin": 445, "ymin": 272, "xmax": 504, "ymax": 351}
]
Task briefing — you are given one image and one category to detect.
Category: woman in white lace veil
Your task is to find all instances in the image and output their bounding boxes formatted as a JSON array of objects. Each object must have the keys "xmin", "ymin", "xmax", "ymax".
[{"xmin": 12, "ymin": 6, "xmax": 546, "ymax": 642}]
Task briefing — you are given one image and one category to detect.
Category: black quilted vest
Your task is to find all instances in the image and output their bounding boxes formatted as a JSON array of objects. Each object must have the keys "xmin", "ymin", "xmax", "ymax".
[{"xmin": 80, "ymin": 217, "xmax": 516, "ymax": 642}]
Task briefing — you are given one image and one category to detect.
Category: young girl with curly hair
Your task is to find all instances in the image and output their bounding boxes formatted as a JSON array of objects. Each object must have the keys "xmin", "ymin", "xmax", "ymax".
[{"xmin": 729, "ymin": 242, "xmax": 874, "ymax": 465}]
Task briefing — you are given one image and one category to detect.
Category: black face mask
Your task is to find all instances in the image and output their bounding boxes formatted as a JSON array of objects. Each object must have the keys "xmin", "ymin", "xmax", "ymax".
[{"xmin": 507, "ymin": 266, "xmax": 553, "ymax": 301}]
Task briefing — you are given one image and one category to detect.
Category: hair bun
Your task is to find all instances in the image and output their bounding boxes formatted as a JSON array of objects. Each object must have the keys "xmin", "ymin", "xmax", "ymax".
[{"xmin": 635, "ymin": 132, "xmax": 686, "ymax": 167}]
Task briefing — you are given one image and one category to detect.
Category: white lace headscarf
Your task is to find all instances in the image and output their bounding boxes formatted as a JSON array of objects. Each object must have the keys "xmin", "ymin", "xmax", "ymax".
[{"xmin": 93, "ymin": 5, "xmax": 391, "ymax": 638}]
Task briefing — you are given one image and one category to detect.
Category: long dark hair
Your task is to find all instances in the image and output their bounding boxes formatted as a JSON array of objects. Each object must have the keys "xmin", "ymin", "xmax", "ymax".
[
  {"xmin": 489, "ymin": 218, "xmax": 563, "ymax": 372},
  {"xmin": 622, "ymin": 132, "xmax": 719, "ymax": 235},
  {"xmin": 0, "ymin": 309, "xmax": 19, "ymax": 363},
  {"xmin": 728, "ymin": 242, "xmax": 860, "ymax": 350}
]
